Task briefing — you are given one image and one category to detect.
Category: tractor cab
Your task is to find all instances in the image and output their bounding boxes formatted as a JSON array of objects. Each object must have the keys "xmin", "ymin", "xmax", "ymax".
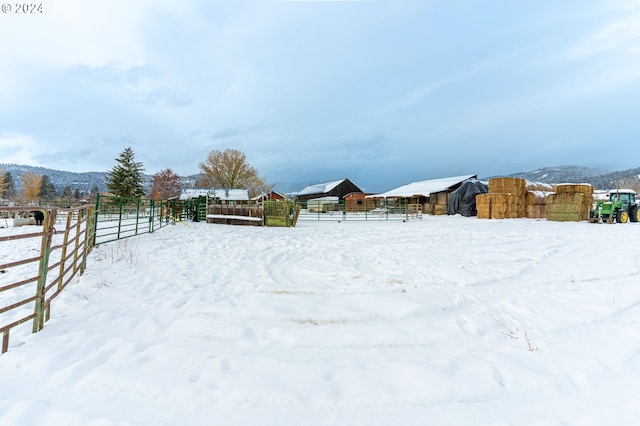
[{"xmin": 609, "ymin": 190, "xmax": 636, "ymax": 207}]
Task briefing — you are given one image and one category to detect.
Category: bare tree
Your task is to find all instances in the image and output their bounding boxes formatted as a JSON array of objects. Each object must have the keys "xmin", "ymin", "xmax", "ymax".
[
  {"xmin": 150, "ymin": 168, "xmax": 182, "ymax": 200},
  {"xmin": 21, "ymin": 172, "xmax": 42, "ymax": 202},
  {"xmin": 198, "ymin": 148, "xmax": 269, "ymax": 196}
]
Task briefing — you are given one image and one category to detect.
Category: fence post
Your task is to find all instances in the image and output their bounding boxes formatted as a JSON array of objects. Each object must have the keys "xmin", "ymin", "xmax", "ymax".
[
  {"xmin": 117, "ymin": 197, "xmax": 123, "ymax": 239},
  {"xmin": 57, "ymin": 211, "xmax": 73, "ymax": 291},
  {"xmin": 73, "ymin": 208, "xmax": 83, "ymax": 276},
  {"xmin": 93, "ymin": 194, "xmax": 100, "ymax": 247},
  {"xmin": 135, "ymin": 197, "xmax": 141, "ymax": 236},
  {"xmin": 150, "ymin": 200, "xmax": 155, "ymax": 233},
  {"xmin": 33, "ymin": 208, "xmax": 56, "ymax": 333},
  {"xmin": 81, "ymin": 206, "xmax": 93, "ymax": 275}
]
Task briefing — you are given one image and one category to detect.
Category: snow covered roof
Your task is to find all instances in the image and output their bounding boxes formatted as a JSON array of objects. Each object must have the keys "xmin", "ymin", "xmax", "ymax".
[
  {"xmin": 179, "ymin": 188, "xmax": 249, "ymax": 201},
  {"xmin": 179, "ymin": 188, "xmax": 209, "ymax": 200},
  {"xmin": 250, "ymin": 191, "xmax": 286, "ymax": 201},
  {"xmin": 307, "ymin": 196, "xmax": 339, "ymax": 202},
  {"xmin": 368, "ymin": 174, "xmax": 477, "ymax": 198},
  {"xmin": 211, "ymin": 188, "xmax": 249, "ymax": 201},
  {"xmin": 295, "ymin": 179, "xmax": 346, "ymax": 196}
]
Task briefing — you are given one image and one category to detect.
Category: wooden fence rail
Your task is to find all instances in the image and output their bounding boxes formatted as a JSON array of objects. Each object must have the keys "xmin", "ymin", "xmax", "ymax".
[{"xmin": 0, "ymin": 205, "xmax": 95, "ymax": 353}]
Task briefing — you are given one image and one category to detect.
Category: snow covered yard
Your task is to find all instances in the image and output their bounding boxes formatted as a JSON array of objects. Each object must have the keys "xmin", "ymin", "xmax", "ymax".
[{"xmin": 1, "ymin": 216, "xmax": 640, "ymax": 425}]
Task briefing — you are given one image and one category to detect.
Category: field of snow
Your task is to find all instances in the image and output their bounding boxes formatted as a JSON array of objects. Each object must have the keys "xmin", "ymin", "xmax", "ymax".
[{"xmin": 1, "ymin": 216, "xmax": 640, "ymax": 425}]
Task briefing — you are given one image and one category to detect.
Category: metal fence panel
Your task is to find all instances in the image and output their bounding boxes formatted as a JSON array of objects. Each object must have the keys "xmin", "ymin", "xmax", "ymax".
[
  {"xmin": 296, "ymin": 199, "xmax": 416, "ymax": 222},
  {"xmin": 94, "ymin": 195, "xmax": 171, "ymax": 245}
]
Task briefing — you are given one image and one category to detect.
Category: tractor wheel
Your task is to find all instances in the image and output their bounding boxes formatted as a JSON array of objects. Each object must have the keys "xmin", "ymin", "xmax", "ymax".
[
  {"xmin": 616, "ymin": 210, "xmax": 629, "ymax": 223},
  {"xmin": 630, "ymin": 206, "xmax": 640, "ymax": 223}
]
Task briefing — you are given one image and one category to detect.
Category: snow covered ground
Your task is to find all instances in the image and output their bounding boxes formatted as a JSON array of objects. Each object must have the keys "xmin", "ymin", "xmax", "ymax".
[{"xmin": 1, "ymin": 216, "xmax": 640, "ymax": 425}]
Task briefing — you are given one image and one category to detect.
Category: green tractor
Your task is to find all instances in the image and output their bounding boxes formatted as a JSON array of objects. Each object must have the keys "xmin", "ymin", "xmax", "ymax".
[{"xmin": 589, "ymin": 189, "xmax": 640, "ymax": 223}]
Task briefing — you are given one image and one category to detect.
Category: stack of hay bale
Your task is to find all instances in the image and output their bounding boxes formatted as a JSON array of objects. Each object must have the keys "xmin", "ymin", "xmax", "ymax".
[
  {"xmin": 428, "ymin": 191, "xmax": 449, "ymax": 215},
  {"xmin": 546, "ymin": 184, "xmax": 594, "ymax": 222},
  {"xmin": 525, "ymin": 182, "xmax": 555, "ymax": 219},
  {"xmin": 476, "ymin": 177, "xmax": 527, "ymax": 219}
]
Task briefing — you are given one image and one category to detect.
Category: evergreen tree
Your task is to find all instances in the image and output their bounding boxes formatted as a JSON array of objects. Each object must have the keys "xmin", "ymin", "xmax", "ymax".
[
  {"xmin": 73, "ymin": 188, "xmax": 82, "ymax": 200},
  {"xmin": 1, "ymin": 171, "xmax": 15, "ymax": 200},
  {"xmin": 38, "ymin": 175, "xmax": 57, "ymax": 201},
  {"xmin": 105, "ymin": 147, "xmax": 146, "ymax": 198}
]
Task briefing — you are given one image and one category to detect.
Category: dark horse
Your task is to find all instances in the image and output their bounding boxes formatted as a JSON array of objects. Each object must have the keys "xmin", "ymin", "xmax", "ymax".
[{"xmin": 32, "ymin": 210, "xmax": 45, "ymax": 226}]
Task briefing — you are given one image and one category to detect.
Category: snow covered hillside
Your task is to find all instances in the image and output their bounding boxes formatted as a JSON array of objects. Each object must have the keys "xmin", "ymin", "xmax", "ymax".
[{"xmin": 1, "ymin": 217, "xmax": 639, "ymax": 425}]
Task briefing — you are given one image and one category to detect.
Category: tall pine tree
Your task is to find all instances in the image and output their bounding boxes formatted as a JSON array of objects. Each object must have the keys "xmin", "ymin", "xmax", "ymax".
[
  {"xmin": 105, "ymin": 147, "xmax": 146, "ymax": 199},
  {"xmin": 38, "ymin": 175, "xmax": 57, "ymax": 201},
  {"xmin": 1, "ymin": 171, "xmax": 15, "ymax": 200}
]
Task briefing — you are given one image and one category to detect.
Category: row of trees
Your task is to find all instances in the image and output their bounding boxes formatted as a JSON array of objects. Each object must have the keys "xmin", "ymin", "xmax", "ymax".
[
  {"xmin": 106, "ymin": 147, "xmax": 269, "ymax": 200},
  {"xmin": 1, "ymin": 147, "xmax": 268, "ymax": 204},
  {"xmin": 0, "ymin": 169, "xmax": 97, "ymax": 203}
]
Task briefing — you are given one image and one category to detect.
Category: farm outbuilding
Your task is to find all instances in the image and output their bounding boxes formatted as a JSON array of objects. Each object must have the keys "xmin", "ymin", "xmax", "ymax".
[
  {"xmin": 179, "ymin": 188, "xmax": 299, "ymax": 227},
  {"xmin": 179, "ymin": 188, "xmax": 252, "ymax": 223},
  {"xmin": 369, "ymin": 174, "xmax": 478, "ymax": 215},
  {"xmin": 252, "ymin": 191, "xmax": 287, "ymax": 202},
  {"xmin": 294, "ymin": 179, "xmax": 363, "ymax": 202},
  {"xmin": 344, "ymin": 192, "xmax": 376, "ymax": 212}
]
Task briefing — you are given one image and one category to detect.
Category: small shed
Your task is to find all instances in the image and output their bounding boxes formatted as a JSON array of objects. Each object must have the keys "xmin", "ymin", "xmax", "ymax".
[
  {"xmin": 306, "ymin": 196, "xmax": 339, "ymax": 213},
  {"xmin": 344, "ymin": 192, "xmax": 376, "ymax": 212},
  {"xmin": 294, "ymin": 179, "xmax": 363, "ymax": 202},
  {"xmin": 252, "ymin": 191, "xmax": 287, "ymax": 202}
]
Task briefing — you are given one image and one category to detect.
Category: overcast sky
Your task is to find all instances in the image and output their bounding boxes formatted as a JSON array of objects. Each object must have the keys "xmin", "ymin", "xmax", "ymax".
[{"xmin": 2, "ymin": 0, "xmax": 640, "ymax": 192}]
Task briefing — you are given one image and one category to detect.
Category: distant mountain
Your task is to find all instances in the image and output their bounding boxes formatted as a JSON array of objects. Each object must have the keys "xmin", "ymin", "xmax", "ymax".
[
  {"xmin": 0, "ymin": 164, "xmax": 198, "ymax": 195},
  {"xmin": 3, "ymin": 163, "xmax": 640, "ymax": 196},
  {"xmin": 1, "ymin": 164, "xmax": 111, "ymax": 194},
  {"xmin": 485, "ymin": 165, "xmax": 640, "ymax": 190}
]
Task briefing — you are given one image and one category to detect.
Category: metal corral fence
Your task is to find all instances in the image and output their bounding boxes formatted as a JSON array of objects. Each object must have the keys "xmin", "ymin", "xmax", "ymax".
[
  {"xmin": 297, "ymin": 198, "xmax": 420, "ymax": 222},
  {"xmin": 93, "ymin": 194, "xmax": 193, "ymax": 245},
  {"xmin": 0, "ymin": 205, "xmax": 95, "ymax": 353}
]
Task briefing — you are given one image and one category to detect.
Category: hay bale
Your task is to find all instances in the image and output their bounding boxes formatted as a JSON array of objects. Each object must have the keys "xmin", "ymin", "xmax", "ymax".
[
  {"xmin": 477, "ymin": 193, "xmax": 523, "ymax": 219},
  {"xmin": 13, "ymin": 217, "xmax": 36, "ymax": 227},
  {"xmin": 526, "ymin": 204, "xmax": 547, "ymax": 219},
  {"xmin": 555, "ymin": 183, "xmax": 594, "ymax": 196},
  {"xmin": 432, "ymin": 204, "xmax": 448, "ymax": 215},
  {"xmin": 488, "ymin": 177, "xmax": 527, "ymax": 196},
  {"xmin": 525, "ymin": 190, "xmax": 553, "ymax": 206},
  {"xmin": 546, "ymin": 193, "xmax": 592, "ymax": 221},
  {"xmin": 526, "ymin": 181, "xmax": 554, "ymax": 192}
]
